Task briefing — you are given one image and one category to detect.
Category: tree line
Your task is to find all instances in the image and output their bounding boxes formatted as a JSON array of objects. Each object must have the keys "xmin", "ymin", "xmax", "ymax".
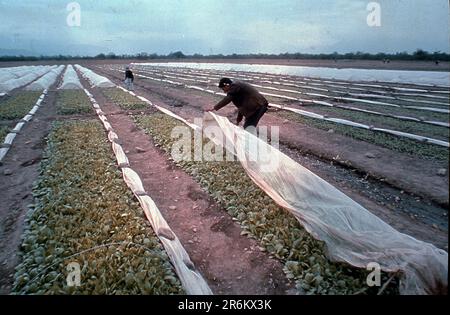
[{"xmin": 0, "ymin": 49, "xmax": 448, "ymax": 62}]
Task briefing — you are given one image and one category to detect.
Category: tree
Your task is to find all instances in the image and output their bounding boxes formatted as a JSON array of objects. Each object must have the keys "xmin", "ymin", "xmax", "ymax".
[
  {"xmin": 413, "ymin": 49, "xmax": 429, "ymax": 61},
  {"xmin": 168, "ymin": 51, "xmax": 186, "ymax": 59}
]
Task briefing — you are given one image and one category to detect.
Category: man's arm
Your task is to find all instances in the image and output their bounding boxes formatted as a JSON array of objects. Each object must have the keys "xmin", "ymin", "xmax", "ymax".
[{"xmin": 213, "ymin": 94, "xmax": 233, "ymax": 111}]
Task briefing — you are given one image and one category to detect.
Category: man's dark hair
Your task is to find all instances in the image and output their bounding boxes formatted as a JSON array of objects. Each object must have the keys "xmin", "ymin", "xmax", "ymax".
[{"xmin": 218, "ymin": 77, "xmax": 233, "ymax": 88}]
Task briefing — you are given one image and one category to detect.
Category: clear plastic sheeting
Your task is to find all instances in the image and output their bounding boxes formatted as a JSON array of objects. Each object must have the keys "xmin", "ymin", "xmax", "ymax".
[
  {"xmin": 0, "ymin": 66, "xmax": 54, "ymax": 93},
  {"xmin": 25, "ymin": 65, "xmax": 65, "ymax": 91},
  {"xmin": 75, "ymin": 65, "xmax": 115, "ymax": 88},
  {"xmin": 0, "ymin": 72, "xmax": 18, "ymax": 82},
  {"xmin": 2, "ymin": 66, "xmax": 39, "ymax": 77},
  {"xmin": 59, "ymin": 65, "xmax": 83, "ymax": 89},
  {"xmin": 82, "ymin": 88, "xmax": 212, "ymax": 295},
  {"xmin": 0, "ymin": 66, "xmax": 40, "ymax": 82},
  {"xmin": 201, "ymin": 111, "xmax": 448, "ymax": 295}
]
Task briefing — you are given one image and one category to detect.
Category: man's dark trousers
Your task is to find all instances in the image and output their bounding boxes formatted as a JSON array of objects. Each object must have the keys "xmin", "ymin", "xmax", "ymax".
[{"xmin": 243, "ymin": 104, "xmax": 268, "ymax": 129}]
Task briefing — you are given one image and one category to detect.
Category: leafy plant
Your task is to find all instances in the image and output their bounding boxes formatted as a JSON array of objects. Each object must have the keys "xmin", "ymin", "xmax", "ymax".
[
  {"xmin": 56, "ymin": 90, "xmax": 92, "ymax": 115},
  {"xmin": 0, "ymin": 91, "xmax": 42, "ymax": 120},
  {"xmin": 0, "ymin": 126, "xmax": 9, "ymax": 143},
  {"xmin": 13, "ymin": 120, "xmax": 183, "ymax": 295},
  {"xmin": 101, "ymin": 88, "xmax": 148, "ymax": 110}
]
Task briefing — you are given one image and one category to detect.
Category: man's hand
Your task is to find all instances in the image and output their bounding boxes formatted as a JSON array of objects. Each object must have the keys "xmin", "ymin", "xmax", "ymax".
[{"xmin": 205, "ymin": 106, "xmax": 216, "ymax": 112}]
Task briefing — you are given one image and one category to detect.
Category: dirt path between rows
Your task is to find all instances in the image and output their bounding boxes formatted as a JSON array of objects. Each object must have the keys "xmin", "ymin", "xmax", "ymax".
[
  {"xmin": 94, "ymin": 67, "xmax": 448, "ymax": 249},
  {"xmin": 0, "ymin": 88, "xmax": 58, "ymax": 294},
  {"xmin": 83, "ymin": 80, "xmax": 295, "ymax": 294}
]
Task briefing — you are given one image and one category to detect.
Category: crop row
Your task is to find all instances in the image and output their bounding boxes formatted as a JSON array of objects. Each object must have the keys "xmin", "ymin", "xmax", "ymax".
[
  {"xmin": 290, "ymin": 105, "xmax": 449, "ymax": 141},
  {"xmin": 141, "ymin": 66, "xmax": 449, "ymax": 102},
  {"xmin": 56, "ymin": 90, "xmax": 92, "ymax": 115},
  {"xmin": 12, "ymin": 120, "xmax": 183, "ymax": 294},
  {"xmin": 101, "ymin": 88, "xmax": 148, "ymax": 110},
  {"xmin": 261, "ymin": 94, "xmax": 449, "ymax": 126},
  {"xmin": 0, "ymin": 91, "xmax": 42, "ymax": 120},
  {"xmin": 275, "ymin": 110, "xmax": 449, "ymax": 161}
]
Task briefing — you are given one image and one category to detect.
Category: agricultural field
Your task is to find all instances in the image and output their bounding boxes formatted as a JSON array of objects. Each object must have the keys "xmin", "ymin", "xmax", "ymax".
[
  {"xmin": 98, "ymin": 64, "xmax": 449, "ymax": 203},
  {"xmin": 0, "ymin": 61, "xmax": 448, "ymax": 296}
]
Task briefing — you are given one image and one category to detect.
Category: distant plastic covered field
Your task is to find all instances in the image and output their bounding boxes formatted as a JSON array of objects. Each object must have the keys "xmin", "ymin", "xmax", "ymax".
[{"xmin": 136, "ymin": 62, "xmax": 450, "ymax": 87}]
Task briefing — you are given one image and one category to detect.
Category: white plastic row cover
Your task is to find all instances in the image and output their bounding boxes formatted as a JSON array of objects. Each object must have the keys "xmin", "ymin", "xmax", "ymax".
[
  {"xmin": 59, "ymin": 65, "xmax": 83, "ymax": 90},
  {"xmin": 25, "ymin": 65, "xmax": 65, "ymax": 91},
  {"xmin": 0, "ymin": 66, "xmax": 55, "ymax": 93},
  {"xmin": 75, "ymin": 65, "xmax": 115, "ymax": 88}
]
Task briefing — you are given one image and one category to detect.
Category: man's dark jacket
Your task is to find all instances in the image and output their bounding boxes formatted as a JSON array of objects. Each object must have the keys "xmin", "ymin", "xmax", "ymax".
[
  {"xmin": 125, "ymin": 70, "xmax": 134, "ymax": 81},
  {"xmin": 213, "ymin": 81, "xmax": 268, "ymax": 118}
]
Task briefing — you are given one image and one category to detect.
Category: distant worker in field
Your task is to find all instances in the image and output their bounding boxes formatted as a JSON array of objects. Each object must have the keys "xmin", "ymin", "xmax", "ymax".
[
  {"xmin": 207, "ymin": 78, "xmax": 269, "ymax": 130},
  {"xmin": 124, "ymin": 66, "xmax": 134, "ymax": 90}
]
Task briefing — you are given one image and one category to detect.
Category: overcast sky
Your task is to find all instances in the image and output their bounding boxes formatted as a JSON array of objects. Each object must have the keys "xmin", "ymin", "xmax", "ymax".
[{"xmin": 0, "ymin": 0, "xmax": 448, "ymax": 56}]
